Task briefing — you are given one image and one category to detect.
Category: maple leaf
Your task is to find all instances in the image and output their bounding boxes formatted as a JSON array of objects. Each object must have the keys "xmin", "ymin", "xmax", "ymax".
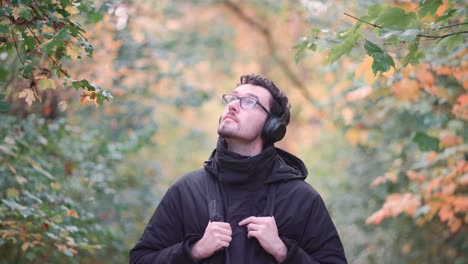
[{"xmin": 18, "ymin": 89, "xmax": 37, "ymax": 106}]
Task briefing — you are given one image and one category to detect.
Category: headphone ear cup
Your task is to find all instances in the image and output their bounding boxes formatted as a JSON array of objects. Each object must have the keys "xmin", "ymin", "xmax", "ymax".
[{"xmin": 262, "ymin": 115, "xmax": 286, "ymax": 144}]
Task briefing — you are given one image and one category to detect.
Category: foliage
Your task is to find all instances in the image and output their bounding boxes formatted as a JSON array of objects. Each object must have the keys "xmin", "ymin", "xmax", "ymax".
[
  {"xmin": 297, "ymin": 0, "xmax": 467, "ymax": 261},
  {"xmin": 0, "ymin": 113, "xmax": 156, "ymax": 263},
  {"xmin": 0, "ymin": 0, "xmax": 112, "ymax": 106}
]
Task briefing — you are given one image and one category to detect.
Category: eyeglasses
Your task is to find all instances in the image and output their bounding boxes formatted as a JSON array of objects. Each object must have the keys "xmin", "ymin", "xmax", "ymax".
[{"xmin": 222, "ymin": 94, "xmax": 270, "ymax": 115}]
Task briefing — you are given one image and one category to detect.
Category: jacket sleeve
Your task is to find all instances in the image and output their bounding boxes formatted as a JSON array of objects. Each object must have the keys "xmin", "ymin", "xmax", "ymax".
[
  {"xmin": 280, "ymin": 195, "xmax": 347, "ymax": 264},
  {"xmin": 129, "ymin": 185, "xmax": 201, "ymax": 264}
]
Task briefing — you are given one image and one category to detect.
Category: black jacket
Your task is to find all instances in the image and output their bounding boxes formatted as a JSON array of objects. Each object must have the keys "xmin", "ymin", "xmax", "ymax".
[{"xmin": 130, "ymin": 139, "xmax": 347, "ymax": 263}]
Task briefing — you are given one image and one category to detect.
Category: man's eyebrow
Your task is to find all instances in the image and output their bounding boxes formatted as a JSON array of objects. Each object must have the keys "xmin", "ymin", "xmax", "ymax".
[{"xmin": 232, "ymin": 91, "xmax": 260, "ymax": 100}]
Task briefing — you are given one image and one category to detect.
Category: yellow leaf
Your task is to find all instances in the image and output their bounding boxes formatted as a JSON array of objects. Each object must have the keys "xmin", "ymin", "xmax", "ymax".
[
  {"xmin": 6, "ymin": 160, "xmax": 16, "ymax": 174},
  {"xmin": 38, "ymin": 79, "xmax": 57, "ymax": 89},
  {"xmin": 21, "ymin": 242, "xmax": 32, "ymax": 252},
  {"xmin": 355, "ymin": 56, "xmax": 376, "ymax": 85},
  {"xmin": 6, "ymin": 188, "xmax": 19, "ymax": 197},
  {"xmin": 65, "ymin": 5, "xmax": 80, "ymax": 15},
  {"xmin": 18, "ymin": 89, "xmax": 37, "ymax": 106},
  {"xmin": 51, "ymin": 182, "xmax": 61, "ymax": 190},
  {"xmin": 66, "ymin": 43, "xmax": 81, "ymax": 60},
  {"xmin": 33, "ymin": 233, "xmax": 42, "ymax": 241},
  {"xmin": 12, "ymin": 6, "xmax": 30, "ymax": 20}
]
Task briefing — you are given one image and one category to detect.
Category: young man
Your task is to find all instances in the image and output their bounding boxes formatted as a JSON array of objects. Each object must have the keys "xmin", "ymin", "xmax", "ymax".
[{"xmin": 130, "ymin": 74, "xmax": 347, "ymax": 263}]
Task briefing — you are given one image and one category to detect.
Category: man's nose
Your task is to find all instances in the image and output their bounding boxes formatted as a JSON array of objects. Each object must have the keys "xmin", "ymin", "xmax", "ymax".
[{"xmin": 228, "ymin": 99, "xmax": 240, "ymax": 112}]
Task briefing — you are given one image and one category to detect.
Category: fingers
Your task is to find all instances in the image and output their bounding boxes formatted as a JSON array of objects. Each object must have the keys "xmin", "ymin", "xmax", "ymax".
[
  {"xmin": 238, "ymin": 216, "xmax": 255, "ymax": 226},
  {"xmin": 207, "ymin": 222, "xmax": 232, "ymax": 236},
  {"xmin": 239, "ymin": 216, "xmax": 273, "ymax": 226}
]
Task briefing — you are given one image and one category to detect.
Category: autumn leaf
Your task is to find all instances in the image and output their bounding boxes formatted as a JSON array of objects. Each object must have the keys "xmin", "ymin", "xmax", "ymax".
[
  {"xmin": 406, "ymin": 170, "xmax": 426, "ymax": 184},
  {"xmin": 66, "ymin": 209, "xmax": 79, "ymax": 218},
  {"xmin": 18, "ymin": 89, "xmax": 37, "ymax": 106},
  {"xmin": 393, "ymin": 78, "xmax": 420, "ymax": 101},
  {"xmin": 416, "ymin": 64, "xmax": 435, "ymax": 88},
  {"xmin": 371, "ymin": 172, "xmax": 398, "ymax": 187},
  {"xmin": 346, "ymin": 86, "xmax": 373, "ymax": 102},
  {"xmin": 365, "ymin": 209, "xmax": 386, "ymax": 225}
]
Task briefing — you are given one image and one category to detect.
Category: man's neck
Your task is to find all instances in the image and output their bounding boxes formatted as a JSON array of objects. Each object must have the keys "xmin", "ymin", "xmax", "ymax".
[{"xmin": 225, "ymin": 138, "xmax": 264, "ymax": 157}]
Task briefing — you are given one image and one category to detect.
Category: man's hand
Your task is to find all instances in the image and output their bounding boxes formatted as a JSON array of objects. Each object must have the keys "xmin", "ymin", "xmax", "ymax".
[
  {"xmin": 239, "ymin": 216, "xmax": 287, "ymax": 263},
  {"xmin": 190, "ymin": 221, "xmax": 232, "ymax": 261}
]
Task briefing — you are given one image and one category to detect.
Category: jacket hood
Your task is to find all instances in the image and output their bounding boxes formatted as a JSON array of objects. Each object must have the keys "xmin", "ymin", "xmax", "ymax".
[{"xmin": 204, "ymin": 137, "xmax": 308, "ymax": 184}]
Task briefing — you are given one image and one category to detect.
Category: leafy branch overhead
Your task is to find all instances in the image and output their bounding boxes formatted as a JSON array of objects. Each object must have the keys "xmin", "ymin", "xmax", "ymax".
[
  {"xmin": 0, "ymin": 0, "xmax": 112, "ymax": 106},
  {"xmin": 295, "ymin": 0, "xmax": 467, "ymax": 74}
]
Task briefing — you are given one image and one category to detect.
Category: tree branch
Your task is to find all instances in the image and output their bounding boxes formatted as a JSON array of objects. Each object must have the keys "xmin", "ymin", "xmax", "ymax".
[
  {"xmin": 10, "ymin": 25, "xmax": 24, "ymax": 65},
  {"xmin": 344, "ymin": 13, "xmax": 383, "ymax": 28},
  {"xmin": 25, "ymin": 24, "xmax": 70, "ymax": 78},
  {"xmin": 344, "ymin": 12, "xmax": 468, "ymax": 39},
  {"xmin": 436, "ymin": 22, "xmax": 468, "ymax": 30},
  {"xmin": 222, "ymin": 1, "xmax": 315, "ymax": 104},
  {"xmin": 418, "ymin": 31, "xmax": 468, "ymax": 39}
]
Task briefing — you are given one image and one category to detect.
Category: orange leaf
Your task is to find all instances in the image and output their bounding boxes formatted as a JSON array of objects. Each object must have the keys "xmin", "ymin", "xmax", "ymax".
[
  {"xmin": 393, "ymin": 79, "xmax": 420, "ymax": 101},
  {"xmin": 452, "ymin": 196, "xmax": 468, "ymax": 212},
  {"xmin": 406, "ymin": 170, "xmax": 426, "ymax": 184},
  {"xmin": 438, "ymin": 204, "xmax": 453, "ymax": 222},
  {"xmin": 439, "ymin": 133, "xmax": 462, "ymax": 147},
  {"xmin": 371, "ymin": 173, "xmax": 398, "ymax": 187},
  {"xmin": 365, "ymin": 209, "xmax": 386, "ymax": 225},
  {"xmin": 435, "ymin": 65, "xmax": 452, "ymax": 75},
  {"xmin": 416, "ymin": 64, "xmax": 435, "ymax": 89},
  {"xmin": 66, "ymin": 209, "xmax": 79, "ymax": 218},
  {"xmin": 456, "ymin": 94, "xmax": 468, "ymax": 106},
  {"xmin": 448, "ymin": 218, "xmax": 462, "ymax": 233},
  {"xmin": 424, "ymin": 85, "xmax": 453, "ymax": 100},
  {"xmin": 460, "ymin": 174, "xmax": 468, "ymax": 186},
  {"xmin": 442, "ymin": 182, "xmax": 456, "ymax": 195}
]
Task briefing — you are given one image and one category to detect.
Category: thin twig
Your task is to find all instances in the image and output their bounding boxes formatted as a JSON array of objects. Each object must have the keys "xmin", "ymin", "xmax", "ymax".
[
  {"xmin": 418, "ymin": 30, "xmax": 468, "ymax": 39},
  {"xmin": 10, "ymin": 25, "xmax": 24, "ymax": 65},
  {"xmin": 25, "ymin": 23, "xmax": 70, "ymax": 77},
  {"xmin": 344, "ymin": 13, "xmax": 383, "ymax": 28},
  {"xmin": 344, "ymin": 12, "xmax": 468, "ymax": 39},
  {"xmin": 222, "ymin": 0, "xmax": 315, "ymax": 104},
  {"xmin": 436, "ymin": 22, "xmax": 468, "ymax": 30}
]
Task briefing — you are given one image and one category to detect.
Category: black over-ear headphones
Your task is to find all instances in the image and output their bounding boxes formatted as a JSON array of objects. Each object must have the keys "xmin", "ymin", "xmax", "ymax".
[{"xmin": 262, "ymin": 112, "xmax": 286, "ymax": 144}]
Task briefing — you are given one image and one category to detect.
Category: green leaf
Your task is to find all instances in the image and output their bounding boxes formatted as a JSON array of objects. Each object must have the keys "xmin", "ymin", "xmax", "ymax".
[
  {"xmin": 435, "ymin": 8, "xmax": 456, "ymax": 23},
  {"xmin": 412, "ymin": 132, "xmax": 440, "ymax": 152},
  {"xmin": 444, "ymin": 33, "xmax": 464, "ymax": 51},
  {"xmin": 364, "ymin": 40, "xmax": 383, "ymax": 54},
  {"xmin": 402, "ymin": 42, "xmax": 425, "ymax": 66},
  {"xmin": 418, "ymin": 0, "xmax": 443, "ymax": 18},
  {"xmin": 0, "ymin": 24, "xmax": 9, "ymax": 34},
  {"xmin": 19, "ymin": 63, "xmax": 33, "ymax": 79},
  {"xmin": 375, "ymin": 7, "xmax": 418, "ymax": 28},
  {"xmin": 327, "ymin": 28, "xmax": 360, "ymax": 64},
  {"xmin": 23, "ymin": 36, "xmax": 36, "ymax": 51},
  {"xmin": 364, "ymin": 40, "xmax": 395, "ymax": 75},
  {"xmin": 367, "ymin": 4, "xmax": 386, "ymax": 20},
  {"xmin": 60, "ymin": 0, "xmax": 71, "ymax": 8}
]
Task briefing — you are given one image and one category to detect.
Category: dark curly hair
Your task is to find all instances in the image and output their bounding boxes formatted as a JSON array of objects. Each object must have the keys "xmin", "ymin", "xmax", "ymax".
[{"xmin": 237, "ymin": 74, "xmax": 291, "ymax": 126}]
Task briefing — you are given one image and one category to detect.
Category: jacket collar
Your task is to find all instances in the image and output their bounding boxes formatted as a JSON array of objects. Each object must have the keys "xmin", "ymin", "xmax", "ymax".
[
  {"xmin": 204, "ymin": 137, "xmax": 308, "ymax": 184},
  {"xmin": 203, "ymin": 137, "xmax": 276, "ymax": 184}
]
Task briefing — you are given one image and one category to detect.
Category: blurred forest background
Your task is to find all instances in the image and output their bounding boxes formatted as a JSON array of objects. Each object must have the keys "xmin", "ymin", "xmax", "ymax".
[{"xmin": 0, "ymin": 0, "xmax": 466, "ymax": 263}]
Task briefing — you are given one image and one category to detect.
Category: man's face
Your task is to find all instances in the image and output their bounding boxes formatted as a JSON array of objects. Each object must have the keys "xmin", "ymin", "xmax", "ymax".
[{"xmin": 218, "ymin": 84, "xmax": 271, "ymax": 143}]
